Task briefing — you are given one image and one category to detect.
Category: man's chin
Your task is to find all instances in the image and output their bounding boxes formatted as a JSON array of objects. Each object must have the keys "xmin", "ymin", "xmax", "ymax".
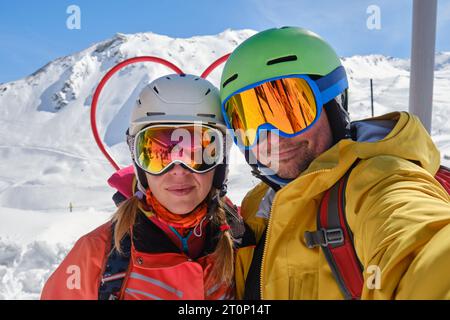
[
  {"xmin": 276, "ymin": 171, "xmax": 300, "ymax": 180},
  {"xmin": 257, "ymin": 160, "xmax": 297, "ymax": 179},
  {"xmin": 273, "ymin": 165, "xmax": 302, "ymax": 180},
  {"xmin": 273, "ymin": 158, "xmax": 310, "ymax": 180}
]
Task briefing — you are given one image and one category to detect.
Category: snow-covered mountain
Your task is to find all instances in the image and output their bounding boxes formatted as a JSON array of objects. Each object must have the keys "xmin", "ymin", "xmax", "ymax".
[
  {"xmin": 0, "ymin": 30, "xmax": 449, "ymax": 299},
  {"xmin": 0, "ymin": 29, "xmax": 258, "ymax": 213}
]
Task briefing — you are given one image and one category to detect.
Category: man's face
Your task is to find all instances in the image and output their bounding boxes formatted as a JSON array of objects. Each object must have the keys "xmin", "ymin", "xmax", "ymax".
[{"xmin": 252, "ymin": 110, "xmax": 334, "ymax": 179}]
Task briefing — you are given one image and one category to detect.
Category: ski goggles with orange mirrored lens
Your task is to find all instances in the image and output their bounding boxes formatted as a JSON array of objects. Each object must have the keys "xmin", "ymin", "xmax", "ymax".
[
  {"xmin": 221, "ymin": 66, "xmax": 348, "ymax": 149},
  {"xmin": 129, "ymin": 124, "xmax": 224, "ymax": 175}
]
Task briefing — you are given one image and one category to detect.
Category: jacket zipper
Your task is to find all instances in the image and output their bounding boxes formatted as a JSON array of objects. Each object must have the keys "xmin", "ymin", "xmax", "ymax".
[
  {"xmin": 260, "ymin": 192, "xmax": 277, "ymax": 300},
  {"xmin": 259, "ymin": 168, "xmax": 332, "ymax": 299}
]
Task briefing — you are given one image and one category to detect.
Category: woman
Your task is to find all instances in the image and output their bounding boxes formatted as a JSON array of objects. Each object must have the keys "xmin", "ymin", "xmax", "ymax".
[{"xmin": 40, "ymin": 74, "xmax": 254, "ymax": 300}]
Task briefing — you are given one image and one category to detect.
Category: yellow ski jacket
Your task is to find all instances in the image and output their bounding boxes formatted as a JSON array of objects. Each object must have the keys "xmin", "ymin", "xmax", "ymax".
[{"xmin": 235, "ymin": 112, "xmax": 450, "ymax": 299}]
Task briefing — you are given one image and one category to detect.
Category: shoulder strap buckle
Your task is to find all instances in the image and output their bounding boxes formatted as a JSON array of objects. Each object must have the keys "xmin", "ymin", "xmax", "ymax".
[{"xmin": 304, "ymin": 228, "xmax": 344, "ymax": 249}]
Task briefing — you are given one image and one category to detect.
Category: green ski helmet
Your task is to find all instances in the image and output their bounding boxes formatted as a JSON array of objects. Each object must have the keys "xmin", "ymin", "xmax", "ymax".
[{"xmin": 220, "ymin": 27, "xmax": 350, "ymax": 189}]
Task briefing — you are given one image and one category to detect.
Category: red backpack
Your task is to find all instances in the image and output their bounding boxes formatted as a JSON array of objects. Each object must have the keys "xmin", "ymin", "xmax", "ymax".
[{"xmin": 304, "ymin": 165, "xmax": 450, "ymax": 300}]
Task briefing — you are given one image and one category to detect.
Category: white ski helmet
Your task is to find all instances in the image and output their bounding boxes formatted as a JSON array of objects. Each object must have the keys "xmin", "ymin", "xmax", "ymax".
[{"xmin": 127, "ymin": 74, "xmax": 230, "ymax": 195}]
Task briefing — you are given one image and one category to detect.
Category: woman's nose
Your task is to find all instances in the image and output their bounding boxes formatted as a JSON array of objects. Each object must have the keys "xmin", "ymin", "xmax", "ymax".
[{"xmin": 168, "ymin": 164, "xmax": 190, "ymax": 176}]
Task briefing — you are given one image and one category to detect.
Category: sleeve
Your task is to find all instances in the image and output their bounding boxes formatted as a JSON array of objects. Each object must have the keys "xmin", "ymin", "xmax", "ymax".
[
  {"xmin": 347, "ymin": 156, "xmax": 450, "ymax": 299},
  {"xmin": 40, "ymin": 225, "xmax": 110, "ymax": 300}
]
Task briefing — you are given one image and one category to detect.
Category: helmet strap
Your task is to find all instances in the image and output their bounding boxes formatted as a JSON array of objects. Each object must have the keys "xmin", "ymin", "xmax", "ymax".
[
  {"xmin": 212, "ymin": 163, "xmax": 227, "ymax": 193},
  {"xmin": 324, "ymin": 91, "xmax": 351, "ymax": 144},
  {"xmin": 250, "ymin": 167, "xmax": 282, "ymax": 191},
  {"xmin": 134, "ymin": 162, "xmax": 149, "ymax": 192}
]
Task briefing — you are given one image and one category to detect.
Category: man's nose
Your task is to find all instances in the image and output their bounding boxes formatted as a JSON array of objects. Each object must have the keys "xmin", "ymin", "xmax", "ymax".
[{"xmin": 257, "ymin": 131, "xmax": 281, "ymax": 148}]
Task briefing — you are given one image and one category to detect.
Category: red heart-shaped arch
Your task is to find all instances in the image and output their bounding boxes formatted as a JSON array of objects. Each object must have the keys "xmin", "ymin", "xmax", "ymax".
[{"xmin": 90, "ymin": 54, "xmax": 230, "ymax": 170}]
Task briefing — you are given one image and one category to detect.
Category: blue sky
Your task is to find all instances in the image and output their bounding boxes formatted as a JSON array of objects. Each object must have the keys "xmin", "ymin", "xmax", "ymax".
[{"xmin": 0, "ymin": 0, "xmax": 449, "ymax": 83}]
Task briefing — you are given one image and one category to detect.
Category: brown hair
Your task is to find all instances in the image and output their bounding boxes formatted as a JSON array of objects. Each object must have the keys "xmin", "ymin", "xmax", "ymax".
[{"xmin": 110, "ymin": 189, "xmax": 234, "ymax": 287}]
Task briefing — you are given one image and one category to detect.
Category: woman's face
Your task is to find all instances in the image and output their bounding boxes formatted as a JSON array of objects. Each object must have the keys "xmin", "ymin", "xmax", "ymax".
[{"xmin": 146, "ymin": 165, "xmax": 215, "ymax": 214}]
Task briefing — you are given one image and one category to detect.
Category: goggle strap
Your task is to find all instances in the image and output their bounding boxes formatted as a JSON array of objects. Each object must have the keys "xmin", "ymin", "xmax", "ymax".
[{"xmin": 316, "ymin": 66, "xmax": 348, "ymax": 105}]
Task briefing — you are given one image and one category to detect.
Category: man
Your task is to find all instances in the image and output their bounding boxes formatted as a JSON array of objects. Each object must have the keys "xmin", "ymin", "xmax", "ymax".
[{"xmin": 221, "ymin": 27, "xmax": 450, "ymax": 299}]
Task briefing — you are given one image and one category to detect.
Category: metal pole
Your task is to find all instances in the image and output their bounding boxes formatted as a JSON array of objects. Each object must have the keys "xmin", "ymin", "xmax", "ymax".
[
  {"xmin": 370, "ymin": 79, "xmax": 374, "ymax": 117},
  {"xmin": 409, "ymin": 0, "xmax": 437, "ymax": 133}
]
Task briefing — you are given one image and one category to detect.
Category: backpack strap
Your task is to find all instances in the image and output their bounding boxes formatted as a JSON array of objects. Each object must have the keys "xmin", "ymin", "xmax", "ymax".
[
  {"xmin": 435, "ymin": 165, "xmax": 450, "ymax": 194},
  {"xmin": 303, "ymin": 163, "xmax": 450, "ymax": 300},
  {"xmin": 98, "ymin": 223, "xmax": 131, "ymax": 300},
  {"xmin": 304, "ymin": 168, "xmax": 364, "ymax": 300}
]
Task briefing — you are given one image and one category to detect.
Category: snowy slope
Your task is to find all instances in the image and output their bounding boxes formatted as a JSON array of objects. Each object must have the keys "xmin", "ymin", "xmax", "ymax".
[{"xmin": 0, "ymin": 30, "xmax": 449, "ymax": 299}]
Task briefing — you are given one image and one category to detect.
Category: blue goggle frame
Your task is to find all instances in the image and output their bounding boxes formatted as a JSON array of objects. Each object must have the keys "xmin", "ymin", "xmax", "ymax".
[{"xmin": 221, "ymin": 66, "xmax": 348, "ymax": 150}]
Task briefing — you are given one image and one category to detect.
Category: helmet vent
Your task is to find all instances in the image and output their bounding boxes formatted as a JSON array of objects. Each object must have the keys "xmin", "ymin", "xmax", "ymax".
[
  {"xmin": 222, "ymin": 74, "xmax": 238, "ymax": 88},
  {"xmin": 197, "ymin": 113, "xmax": 216, "ymax": 118},
  {"xmin": 267, "ymin": 55, "xmax": 298, "ymax": 65},
  {"xmin": 166, "ymin": 76, "xmax": 171, "ymax": 80},
  {"xmin": 138, "ymin": 99, "xmax": 142, "ymax": 105},
  {"xmin": 205, "ymin": 88, "xmax": 211, "ymax": 96},
  {"xmin": 153, "ymin": 86, "xmax": 159, "ymax": 94},
  {"xmin": 147, "ymin": 112, "xmax": 166, "ymax": 116}
]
